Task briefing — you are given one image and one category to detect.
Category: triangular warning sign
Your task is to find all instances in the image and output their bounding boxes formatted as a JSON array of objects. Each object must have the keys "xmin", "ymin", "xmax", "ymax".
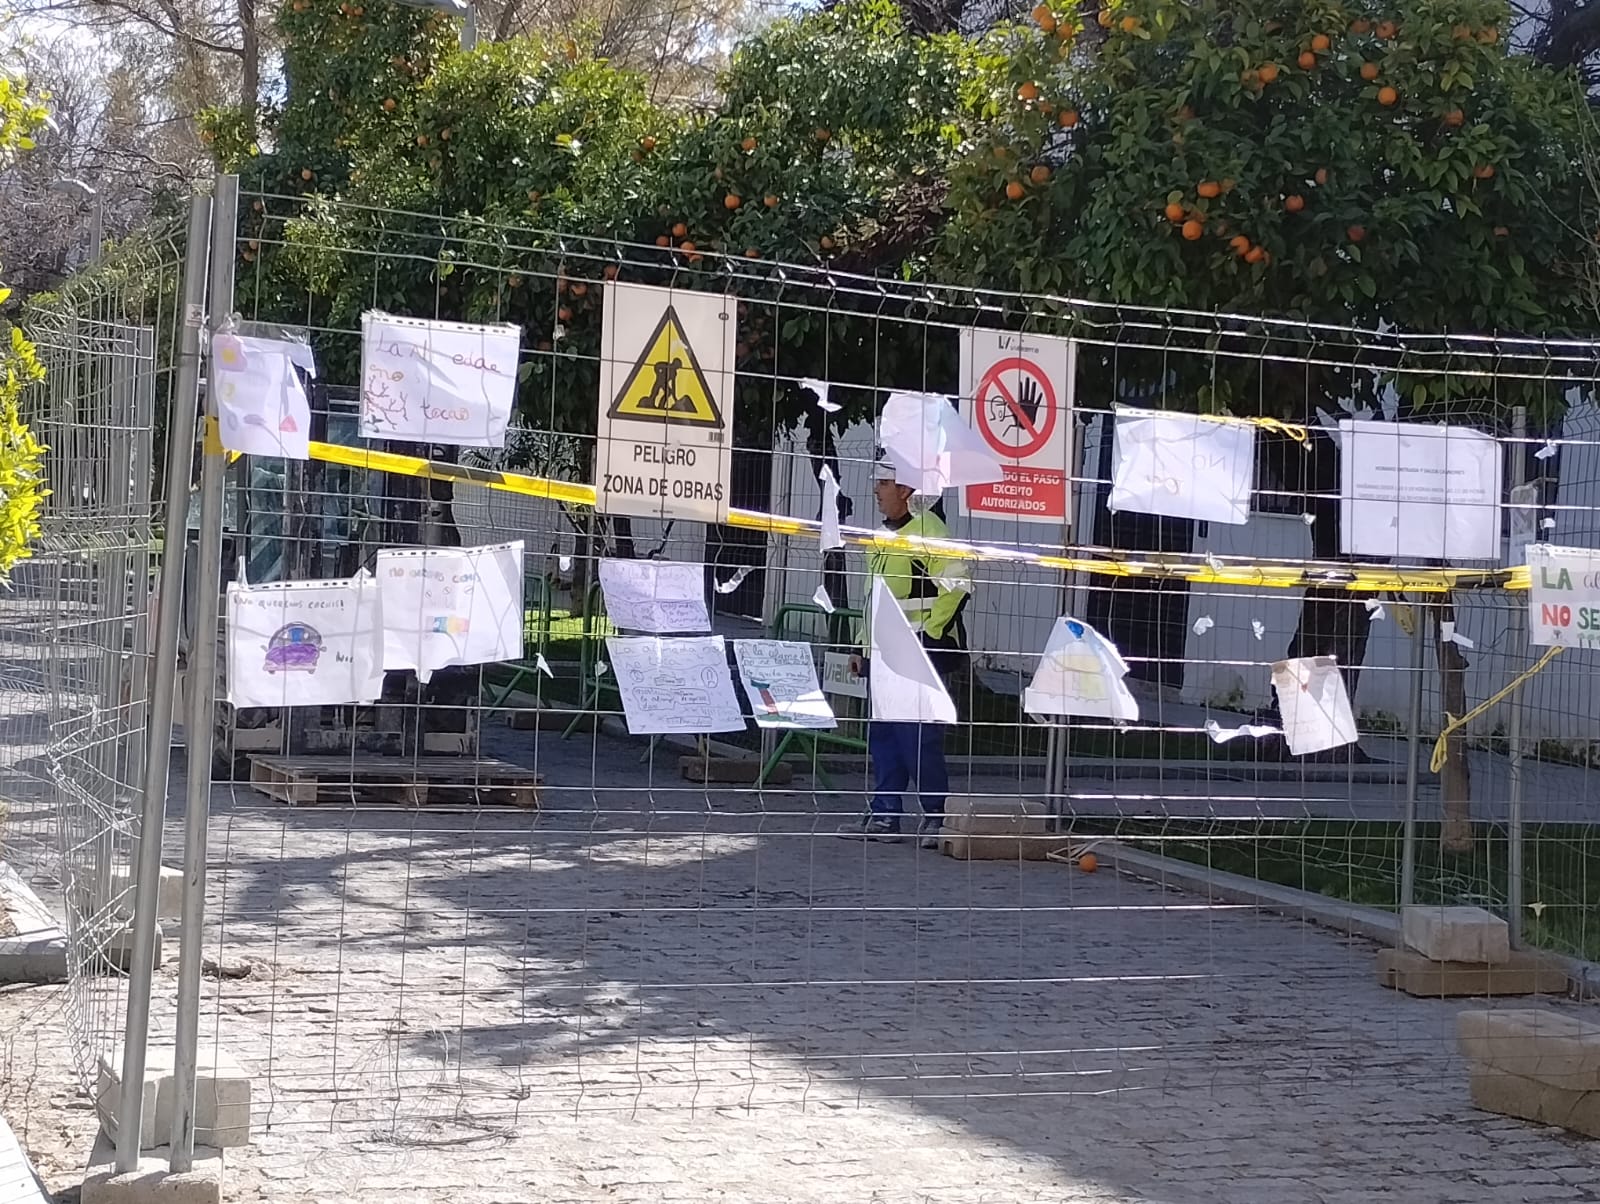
[{"xmin": 608, "ymin": 306, "xmax": 724, "ymax": 427}]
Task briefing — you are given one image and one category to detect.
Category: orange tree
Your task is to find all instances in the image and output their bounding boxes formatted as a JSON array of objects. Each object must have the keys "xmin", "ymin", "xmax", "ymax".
[{"xmin": 940, "ymin": 0, "xmax": 1599, "ymax": 846}]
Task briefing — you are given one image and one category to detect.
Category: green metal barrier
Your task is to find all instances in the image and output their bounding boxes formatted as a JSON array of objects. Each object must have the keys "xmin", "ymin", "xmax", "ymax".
[{"xmin": 756, "ymin": 603, "xmax": 867, "ymax": 788}]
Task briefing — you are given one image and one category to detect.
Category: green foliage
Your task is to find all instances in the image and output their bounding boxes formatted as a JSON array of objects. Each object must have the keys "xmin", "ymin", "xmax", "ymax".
[{"xmin": 0, "ymin": 69, "xmax": 49, "ymax": 575}]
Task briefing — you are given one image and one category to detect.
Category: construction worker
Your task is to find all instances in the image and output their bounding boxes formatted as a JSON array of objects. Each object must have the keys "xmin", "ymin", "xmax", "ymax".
[{"xmin": 839, "ymin": 455, "xmax": 970, "ymax": 848}]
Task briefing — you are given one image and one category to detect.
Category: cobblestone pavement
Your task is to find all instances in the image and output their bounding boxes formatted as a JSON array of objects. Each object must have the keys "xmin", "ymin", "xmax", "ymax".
[{"xmin": 3, "ymin": 728, "xmax": 1599, "ymax": 1203}]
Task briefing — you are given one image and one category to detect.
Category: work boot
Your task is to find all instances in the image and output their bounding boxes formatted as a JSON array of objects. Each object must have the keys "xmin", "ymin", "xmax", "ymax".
[
  {"xmin": 917, "ymin": 816, "xmax": 943, "ymax": 851},
  {"xmin": 836, "ymin": 813, "xmax": 903, "ymax": 842}
]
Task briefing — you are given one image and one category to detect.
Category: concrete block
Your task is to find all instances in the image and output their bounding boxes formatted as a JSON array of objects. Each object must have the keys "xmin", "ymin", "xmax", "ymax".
[
  {"xmin": 1376, "ymin": 947, "xmax": 1568, "ymax": 998},
  {"xmin": 97, "ymin": 1045, "xmax": 253, "ymax": 1151},
  {"xmin": 1458, "ymin": 1008, "xmax": 1600, "ymax": 1092},
  {"xmin": 1468, "ymin": 1063, "xmax": 1600, "ymax": 1139},
  {"xmin": 95, "ymin": 923, "xmax": 164, "ymax": 975},
  {"xmin": 1401, "ymin": 904, "xmax": 1510, "ymax": 964},
  {"xmin": 678, "ymin": 755, "xmax": 792, "ymax": 785},
  {"xmin": 82, "ymin": 1132, "xmax": 222, "ymax": 1204},
  {"xmin": 939, "ymin": 796, "xmax": 1064, "ymax": 862},
  {"xmin": 105, "ymin": 866, "xmax": 184, "ymax": 921},
  {"xmin": 0, "ymin": 862, "xmax": 68, "ymax": 984}
]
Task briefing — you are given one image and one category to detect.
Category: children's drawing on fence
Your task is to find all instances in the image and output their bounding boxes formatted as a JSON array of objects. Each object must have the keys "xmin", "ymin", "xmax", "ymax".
[
  {"xmin": 225, "ymin": 574, "xmax": 385, "ymax": 708},
  {"xmin": 375, "ymin": 541, "xmax": 524, "ymax": 682},
  {"xmin": 606, "ymin": 635, "xmax": 746, "ymax": 734},
  {"xmin": 732, "ymin": 639, "xmax": 837, "ymax": 729},
  {"xmin": 359, "ymin": 312, "xmax": 521, "ymax": 448},
  {"xmin": 211, "ymin": 332, "xmax": 316, "ymax": 460},
  {"xmin": 597, "ymin": 559, "xmax": 711, "ymax": 633}
]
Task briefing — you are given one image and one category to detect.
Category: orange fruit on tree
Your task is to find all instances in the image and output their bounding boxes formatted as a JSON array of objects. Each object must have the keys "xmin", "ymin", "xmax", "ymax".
[
  {"xmin": 1314, "ymin": 167, "xmax": 1329, "ymax": 186},
  {"xmin": 1176, "ymin": 105, "xmax": 1194, "ymax": 121},
  {"xmin": 571, "ymin": 282, "xmax": 588, "ymax": 298},
  {"xmin": 1197, "ymin": 180, "xmax": 1221, "ymax": 199},
  {"xmin": 382, "ymin": 97, "xmax": 396, "ymax": 111},
  {"xmin": 1097, "ymin": 7, "xmax": 1112, "ymax": 26},
  {"xmin": 1350, "ymin": 18, "xmax": 1371, "ymax": 33},
  {"xmin": 815, "ymin": 127, "xmax": 831, "ymax": 142},
  {"xmin": 820, "ymin": 234, "xmax": 835, "ymax": 250},
  {"xmin": 1347, "ymin": 224, "xmax": 1366, "ymax": 242},
  {"xmin": 1018, "ymin": 81, "xmax": 1040, "ymax": 102},
  {"xmin": 1005, "ymin": 179, "xmax": 1026, "ymax": 201},
  {"xmin": 679, "ymin": 240, "xmax": 697, "ymax": 253},
  {"xmin": 1245, "ymin": 244, "xmax": 1266, "ymax": 263},
  {"xmin": 1259, "ymin": 62, "xmax": 1280, "ymax": 83},
  {"xmin": 1031, "ymin": 4, "xmax": 1056, "ymax": 32},
  {"xmin": 1443, "ymin": 108, "xmax": 1465, "ymax": 127},
  {"xmin": 1298, "ymin": 51, "xmax": 1317, "ymax": 69},
  {"xmin": 1474, "ymin": 164, "xmax": 1496, "ymax": 179},
  {"xmin": 763, "ymin": 194, "xmax": 779, "ymax": 208},
  {"xmin": 1360, "ymin": 62, "xmax": 1380, "ymax": 81},
  {"xmin": 1479, "ymin": 26, "xmax": 1498, "ymax": 44},
  {"xmin": 416, "ymin": 134, "xmax": 429, "ymax": 146},
  {"xmin": 1311, "ymin": 33, "xmax": 1331, "ymax": 51},
  {"xmin": 672, "ymin": 221, "xmax": 688, "ymax": 238},
  {"xmin": 1181, "ymin": 218, "xmax": 1204, "ymax": 240},
  {"xmin": 1452, "ymin": 24, "xmax": 1472, "ymax": 40},
  {"xmin": 1120, "ymin": 15, "xmax": 1140, "ymax": 32},
  {"xmin": 744, "ymin": 247, "xmax": 760, "ymax": 258},
  {"xmin": 557, "ymin": 307, "xmax": 572, "ymax": 323},
  {"xmin": 1030, "ymin": 164, "xmax": 1051, "ymax": 184},
  {"xmin": 1285, "ymin": 194, "xmax": 1306, "ymax": 212},
  {"xmin": 741, "ymin": 136, "xmax": 757, "ymax": 152},
  {"xmin": 641, "ymin": 135, "xmax": 657, "ymax": 151},
  {"xmin": 1494, "ymin": 226, "xmax": 1509, "ymax": 237},
  {"xmin": 300, "ymin": 168, "xmax": 313, "ymax": 181},
  {"xmin": 602, "ymin": 264, "xmax": 619, "ymax": 280},
  {"xmin": 1165, "ymin": 201, "xmax": 1186, "ymax": 222},
  {"xmin": 1221, "ymin": 178, "xmax": 1236, "ymax": 192},
  {"xmin": 655, "ymin": 235, "xmax": 671, "ymax": 247},
  {"xmin": 1059, "ymin": 108, "xmax": 1080, "ymax": 128},
  {"xmin": 724, "ymin": 193, "xmax": 742, "ymax": 210},
  {"xmin": 1376, "ymin": 20, "xmax": 1397, "ymax": 38},
  {"xmin": 1230, "ymin": 234, "xmax": 1251, "ymax": 255},
  {"xmin": 1378, "ymin": 85, "xmax": 1399, "ymax": 106}
]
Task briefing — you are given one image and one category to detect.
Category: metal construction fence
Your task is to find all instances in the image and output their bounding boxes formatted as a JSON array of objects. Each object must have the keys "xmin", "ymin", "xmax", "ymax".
[{"xmin": 7, "ymin": 174, "xmax": 1600, "ymax": 1180}]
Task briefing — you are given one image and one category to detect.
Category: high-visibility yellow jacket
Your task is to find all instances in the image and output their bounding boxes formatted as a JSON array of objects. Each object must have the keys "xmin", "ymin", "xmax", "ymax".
[{"xmin": 858, "ymin": 508, "xmax": 971, "ymax": 671}]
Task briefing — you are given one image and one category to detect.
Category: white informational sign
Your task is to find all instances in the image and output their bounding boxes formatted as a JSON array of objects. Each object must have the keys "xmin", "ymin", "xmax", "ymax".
[
  {"xmin": 1110, "ymin": 408, "xmax": 1256, "ymax": 526},
  {"xmin": 1338, "ymin": 419, "xmax": 1503, "ymax": 560},
  {"xmin": 597, "ymin": 558, "xmax": 710, "ymax": 633},
  {"xmin": 958, "ymin": 330, "xmax": 1075, "ymax": 524},
  {"xmin": 879, "ymin": 391, "xmax": 1004, "ymax": 495},
  {"xmin": 226, "ymin": 572, "xmax": 384, "ymax": 708},
  {"xmin": 1270, "ymin": 656, "xmax": 1358, "ymax": 755},
  {"xmin": 605, "ymin": 635, "xmax": 747, "ymax": 734},
  {"xmin": 359, "ymin": 312, "xmax": 521, "ymax": 448},
  {"xmin": 732, "ymin": 640, "xmax": 837, "ymax": 730},
  {"xmin": 868, "ymin": 577, "xmax": 957, "ymax": 723},
  {"xmin": 375, "ymin": 540, "xmax": 524, "ymax": 682},
  {"xmin": 820, "ymin": 650, "xmax": 867, "ymax": 699},
  {"xmin": 1023, "ymin": 616, "xmax": 1140, "ymax": 722},
  {"xmin": 212, "ymin": 333, "xmax": 316, "ymax": 460},
  {"xmin": 1527, "ymin": 543, "xmax": 1600, "ymax": 649},
  {"xmin": 595, "ymin": 282, "xmax": 734, "ymax": 522}
]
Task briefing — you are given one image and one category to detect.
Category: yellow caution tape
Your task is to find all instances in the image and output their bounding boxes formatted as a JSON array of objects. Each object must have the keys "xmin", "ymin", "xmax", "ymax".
[
  {"xmin": 1430, "ymin": 645, "xmax": 1563, "ymax": 773},
  {"xmin": 302, "ymin": 440, "xmax": 1533, "ymax": 595}
]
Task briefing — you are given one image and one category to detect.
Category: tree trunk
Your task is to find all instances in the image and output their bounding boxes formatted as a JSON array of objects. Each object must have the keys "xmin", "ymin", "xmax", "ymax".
[
  {"xmin": 1435, "ymin": 597, "xmax": 1474, "ymax": 855},
  {"xmin": 238, "ymin": 0, "xmax": 259, "ymax": 130}
]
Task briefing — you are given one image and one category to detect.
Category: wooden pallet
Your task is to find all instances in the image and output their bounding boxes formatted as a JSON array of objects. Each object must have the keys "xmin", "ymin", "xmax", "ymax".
[{"xmin": 248, "ymin": 755, "xmax": 541, "ymax": 810}]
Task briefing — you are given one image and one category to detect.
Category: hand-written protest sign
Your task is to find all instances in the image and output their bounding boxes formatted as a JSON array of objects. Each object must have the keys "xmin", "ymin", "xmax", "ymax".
[
  {"xmin": 376, "ymin": 540, "xmax": 524, "ymax": 682},
  {"xmin": 1110, "ymin": 408, "xmax": 1255, "ymax": 526},
  {"xmin": 1528, "ymin": 543, "xmax": 1600, "ymax": 648},
  {"xmin": 732, "ymin": 640, "xmax": 837, "ymax": 730},
  {"xmin": 226, "ymin": 573, "xmax": 385, "ymax": 708},
  {"xmin": 597, "ymin": 558, "xmax": 710, "ymax": 633},
  {"xmin": 606, "ymin": 635, "xmax": 747, "ymax": 734},
  {"xmin": 360, "ymin": 312, "xmax": 521, "ymax": 448}
]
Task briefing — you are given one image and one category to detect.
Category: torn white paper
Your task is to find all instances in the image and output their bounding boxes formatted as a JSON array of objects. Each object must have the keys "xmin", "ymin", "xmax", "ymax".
[
  {"xmin": 1541, "ymin": 517, "xmax": 1557, "ymax": 531},
  {"xmin": 1364, "ymin": 598, "xmax": 1386, "ymax": 622},
  {"xmin": 376, "ymin": 541, "xmax": 525, "ymax": 683},
  {"xmin": 869, "ymin": 576, "xmax": 956, "ymax": 723},
  {"xmin": 605, "ymin": 635, "xmax": 746, "ymax": 734},
  {"xmin": 1205, "ymin": 552, "xmax": 1225, "ymax": 575},
  {"xmin": 1206, "ymin": 719, "xmax": 1280, "ymax": 744},
  {"xmin": 880, "ymin": 390, "xmax": 1004, "ymax": 494},
  {"xmin": 595, "ymin": 661, "xmax": 608, "ymax": 676},
  {"xmin": 536, "ymin": 653, "xmax": 554, "ymax": 678},
  {"xmin": 1338, "ymin": 419, "xmax": 1503, "ymax": 560},
  {"xmin": 360, "ymin": 311, "xmax": 521, "ymax": 448},
  {"xmin": 598, "ymin": 559, "xmax": 710, "ymax": 633},
  {"xmin": 732, "ymin": 639, "xmax": 837, "ymax": 730},
  {"xmin": 812, "ymin": 583, "xmax": 835, "ymax": 614},
  {"xmin": 1110, "ymin": 408, "xmax": 1255, "ymax": 526},
  {"xmin": 226, "ymin": 572, "xmax": 384, "ymax": 708},
  {"xmin": 1022, "ymin": 616, "xmax": 1139, "ymax": 722},
  {"xmin": 1302, "ymin": 512, "xmax": 1316, "ymax": 526},
  {"xmin": 714, "ymin": 565, "xmax": 756, "ymax": 595},
  {"xmin": 819, "ymin": 465, "xmax": 844, "ymax": 552},
  {"xmin": 212, "ymin": 332, "xmax": 315, "ymax": 460},
  {"xmin": 1270, "ymin": 656, "xmax": 1358, "ymax": 755},
  {"xmin": 1251, "ymin": 620, "xmax": 1265, "ymax": 641},
  {"xmin": 1192, "ymin": 616, "xmax": 1214, "ymax": 636},
  {"xmin": 802, "ymin": 377, "xmax": 840, "ymax": 413},
  {"xmin": 1439, "ymin": 620, "xmax": 1475, "ymax": 650},
  {"xmin": 1536, "ymin": 441, "xmax": 1557, "ymax": 460}
]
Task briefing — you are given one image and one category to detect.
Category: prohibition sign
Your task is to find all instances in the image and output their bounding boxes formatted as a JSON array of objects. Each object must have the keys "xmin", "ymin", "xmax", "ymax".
[{"xmin": 974, "ymin": 356, "xmax": 1057, "ymax": 458}]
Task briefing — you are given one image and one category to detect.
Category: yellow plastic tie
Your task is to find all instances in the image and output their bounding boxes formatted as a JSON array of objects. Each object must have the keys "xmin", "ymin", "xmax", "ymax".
[{"xmin": 1430, "ymin": 645, "xmax": 1563, "ymax": 773}]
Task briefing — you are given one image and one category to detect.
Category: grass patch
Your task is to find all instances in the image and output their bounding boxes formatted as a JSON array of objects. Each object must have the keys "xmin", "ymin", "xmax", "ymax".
[{"xmin": 1097, "ymin": 817, "xmax": 1600, "ymax": 962}]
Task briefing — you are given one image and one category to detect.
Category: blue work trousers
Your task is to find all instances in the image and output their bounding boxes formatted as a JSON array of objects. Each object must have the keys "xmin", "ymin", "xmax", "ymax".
[{"xmin": 868, "ymin": 720, "xmax": 949, "ymax": 821}]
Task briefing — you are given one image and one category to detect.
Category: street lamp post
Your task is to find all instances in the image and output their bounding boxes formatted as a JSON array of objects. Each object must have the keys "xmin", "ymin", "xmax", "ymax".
[{"xmin": 49, "ymin": 177, "xmax": 103, "ymax": 266}]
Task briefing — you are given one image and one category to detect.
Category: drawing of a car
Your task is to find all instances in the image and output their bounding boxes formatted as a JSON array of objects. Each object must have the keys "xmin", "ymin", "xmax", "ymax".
[{"xmin": 264, "ymin": 623, "xmax": 323, "ymax": 673}]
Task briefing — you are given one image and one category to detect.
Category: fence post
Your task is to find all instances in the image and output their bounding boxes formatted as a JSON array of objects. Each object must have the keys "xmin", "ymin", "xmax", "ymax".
[
  {"xmin": 1505, "ymin": 406, "xmax": 1528, "ymax": 948},
  {"xmin": 169, "ymin": 173, "xmax": 238, "ymax": 1172},
  {"xmin": 1400, "ymin": 602, "xmax": 1425, "ymax": 908},
  {"xmin": 115, "ymin": 192, "xmax": 213, "ymax": 1174}
]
